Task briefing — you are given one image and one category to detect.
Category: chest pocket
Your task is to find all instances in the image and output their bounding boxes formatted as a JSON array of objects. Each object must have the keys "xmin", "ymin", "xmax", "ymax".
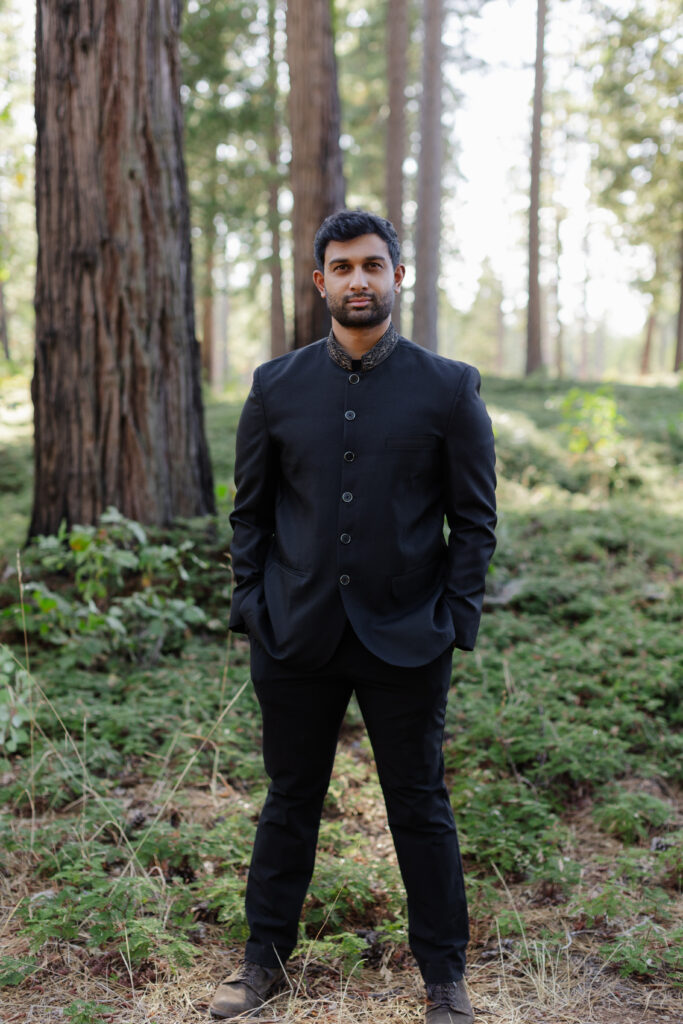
[{"xmin": 385, "ymin": 435, "xmax": 440, "ymax": 450}]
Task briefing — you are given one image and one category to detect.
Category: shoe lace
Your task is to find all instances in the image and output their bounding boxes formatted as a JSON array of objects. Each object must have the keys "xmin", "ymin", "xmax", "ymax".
[
  {"xmin": 234, "ymin": 961, "xmax": 267, "ymax": 985},
  {"xmin": 427, "ymin": 982, "xmax": 459, "ymax": 1008}
]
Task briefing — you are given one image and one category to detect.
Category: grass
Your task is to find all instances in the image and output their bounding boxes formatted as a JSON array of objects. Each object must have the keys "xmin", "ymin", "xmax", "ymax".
[{"xmin": 0, "ymin": 372, "xmax": 682, "ymax": 1022}]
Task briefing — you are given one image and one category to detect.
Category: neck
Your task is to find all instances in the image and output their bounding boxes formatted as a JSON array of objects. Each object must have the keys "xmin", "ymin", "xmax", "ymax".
[{"xmin": 331, "ymin": 317, "xmax": 391, "ymax": 359}]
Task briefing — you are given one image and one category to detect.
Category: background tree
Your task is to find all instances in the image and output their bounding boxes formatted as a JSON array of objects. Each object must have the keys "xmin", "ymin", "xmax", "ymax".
[
  {"xmin": 287, "ymin": 0, "xmax": 346, "ymax": 348},
  {"xmin": 589, "ymin": 0, "xmax": 683, "ymax": 372},
  {"xmin": 412, "ymin": 0, "xmax": 445, "ymax": 352},
  {"xmin": 386, "ymin": 0, "xmax": 409, "ymax": 332},
  {"xmin": 31, "ymin": 0, "xmax": 215, "ymax": 537},
  {"xmin": 526, "ymin": 0, "xmax": 547, "ymax": 374}
]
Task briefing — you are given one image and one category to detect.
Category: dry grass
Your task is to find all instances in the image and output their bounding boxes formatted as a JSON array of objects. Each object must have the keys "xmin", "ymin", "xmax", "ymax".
[{"xmin": 2, "ymin": 782, "xmax": 681, "ymax": 1024}]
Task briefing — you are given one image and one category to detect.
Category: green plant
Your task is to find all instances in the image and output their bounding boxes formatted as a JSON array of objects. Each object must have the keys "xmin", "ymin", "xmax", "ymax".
[
  {"xmin": 593, "ymin": 788, "xmax": 675, "ymax": 844},
  {"xmin": 0, "ymin": 644, "xmax": 33, "ymax": 753},
  {"xmin": 64, "ymin": 998, "xmax": 111, "ymax": 1023}
]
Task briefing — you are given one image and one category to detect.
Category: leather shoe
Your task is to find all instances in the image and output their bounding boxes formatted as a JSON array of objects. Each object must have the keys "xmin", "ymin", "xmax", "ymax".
[
  {"xmin": 425, "ymin": 979, "xmax": 474, "ymax": 1024},
  {"xmin": 209, "ymin": 960, "xmax": 286, "ymax": 1020}
]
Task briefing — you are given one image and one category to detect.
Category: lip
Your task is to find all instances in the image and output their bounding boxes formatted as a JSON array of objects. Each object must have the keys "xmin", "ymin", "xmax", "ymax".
[{"xmin": 347, "ymin": 297, "xmax": 371, "ymax": 306}]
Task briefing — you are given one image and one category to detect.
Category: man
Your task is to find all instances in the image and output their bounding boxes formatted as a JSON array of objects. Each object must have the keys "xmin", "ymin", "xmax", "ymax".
[{"xmin": 209, "ymin": 210, "xmax": 496, "ymax": 1023}]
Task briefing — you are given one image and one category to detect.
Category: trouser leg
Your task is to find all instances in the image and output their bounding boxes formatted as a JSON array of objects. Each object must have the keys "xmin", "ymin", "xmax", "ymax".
[
  {"xmin": 244, "ymin": 641, "xmax": 351, "ymax": 967},
  {"xmin": 348, "ymin": 637, "xmax": 468, "ymax": 984}
]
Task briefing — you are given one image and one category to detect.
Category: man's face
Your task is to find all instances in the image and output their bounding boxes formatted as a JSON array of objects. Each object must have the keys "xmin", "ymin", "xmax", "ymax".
[{"xmin": 313, "ymin": 234, "xmax": 405, "ymax": 329}]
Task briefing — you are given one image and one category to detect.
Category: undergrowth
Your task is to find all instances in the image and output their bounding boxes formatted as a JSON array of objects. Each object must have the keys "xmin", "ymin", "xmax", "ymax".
[{"xmin": 0, "ymin": 379, "xmax": 681, "ymax": 1000}]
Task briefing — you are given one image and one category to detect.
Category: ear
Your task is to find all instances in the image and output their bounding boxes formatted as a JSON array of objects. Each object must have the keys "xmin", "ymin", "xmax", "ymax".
[
  {"xmin": 313, "ymin": 269, "xmax": 325, "ymax": 297},
  {"xmin": 393, "ymin": 263, "xmax": 406, "ymax": 292}
]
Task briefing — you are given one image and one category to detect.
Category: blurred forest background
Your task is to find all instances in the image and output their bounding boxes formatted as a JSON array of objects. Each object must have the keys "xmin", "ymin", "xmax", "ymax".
[{"xmin": 1, "ymin": 0, "xmax": 681, "ymax": 386}]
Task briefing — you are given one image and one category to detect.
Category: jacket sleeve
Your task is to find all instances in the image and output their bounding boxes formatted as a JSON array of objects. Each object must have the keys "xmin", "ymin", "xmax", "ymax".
[
  {"xmin": 228, "ymin": 368, "xmax": 278, "ymax": 632},
  {"xmin": 442, "ymin": 365, "xmax": 497, "ymax": 650}
]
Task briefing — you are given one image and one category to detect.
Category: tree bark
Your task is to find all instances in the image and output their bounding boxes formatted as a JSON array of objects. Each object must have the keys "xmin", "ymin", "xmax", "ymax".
[
  {"xmin": 268, "ymin": 0, "xmax": 286, "ymax": 359},
  {"xmin": 287, "ymin": 0, "xmax": 345, "ymax": 348},
  {"xmin": 526, "ymin": 0, "xmax": 546, "ymax": 375},
  {"xmin": 386, "ymin": 0, "xmax": 408, "ymax": 334},
  {"xmin": 412, "ymin": 0, "xmax": 443, "ymax": 352},
  {"xmin": 201, "ymin": 241, "xmax": 214, "ymax": 382},
  {"xmin": 31, "ymin": 0, "xmax": 215, "ymax": 537}
]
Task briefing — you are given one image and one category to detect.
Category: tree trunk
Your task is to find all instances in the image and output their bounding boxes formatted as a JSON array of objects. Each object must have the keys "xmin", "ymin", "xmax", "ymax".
[
  {"xmin": 640, "ymin": 309, "xmax": 656, "ymax": 375},
  {"xmin": 201, "ymin": 242, "xmax": 214, "ymax": 382},
  {"xmin": 268, "ymin": 0, "xmax": 286, "ymax": 359},
  {"xmin": 674, "ymin": 228, "xmax": 683, "ymax": 372},
  {"xmin": 412, "ymin": 0, "xmax": 443, "ymax": 352},
  {"xmin": 0, "ymin": 280, "xmax": 9, "ymax": 360},
  {"xmin": 31, "ymin": 0, "xmax": 215, "ymax": 538},
  {"xmin": 526, "ymin": 0, "xmax": 546, "ymax": 375},
  {"xmin": 287, "ymin": 0, "xmax": 345, "ymax": 348},
  {"xmin": 386, "ymin": 0, "xmax": 408, "ymax": 334}
]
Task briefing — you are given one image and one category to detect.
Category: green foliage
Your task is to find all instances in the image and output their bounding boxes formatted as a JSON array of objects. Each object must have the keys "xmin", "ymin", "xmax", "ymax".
[
  {"xmin": 0, "ymin": 643, "xmax": 33, "ymax": 753},
  {"xmin": 11, "ymin": 508, "xmax": 211, "ymax": 669},
  {"xmin": 63, "ymin": 1001, "xmax": 111, "ymax": 1024},
  {"xmin": 593, "ymin": 787, "xmax": 675, "ymax": 844},
  {"xmin": 0, "ymin": 954, "xmax": 38, "ymax": 988}
]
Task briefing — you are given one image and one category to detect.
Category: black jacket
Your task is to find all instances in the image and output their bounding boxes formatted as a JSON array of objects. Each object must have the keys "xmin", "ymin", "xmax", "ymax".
[{"xmin": 228, "ymin": 333, "xmax": 496, "ymax": 669}]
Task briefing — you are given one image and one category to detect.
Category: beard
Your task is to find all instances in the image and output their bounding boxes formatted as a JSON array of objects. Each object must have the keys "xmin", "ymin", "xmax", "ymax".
[{"xmin": 325, "ymin": 288, "xmax": 395, "ymax": 328}]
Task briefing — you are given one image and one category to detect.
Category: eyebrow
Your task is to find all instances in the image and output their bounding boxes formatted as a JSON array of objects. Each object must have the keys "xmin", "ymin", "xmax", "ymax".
[{"xmin": 328, "ymin": 254, "xmax": 388, "ymax": 267}]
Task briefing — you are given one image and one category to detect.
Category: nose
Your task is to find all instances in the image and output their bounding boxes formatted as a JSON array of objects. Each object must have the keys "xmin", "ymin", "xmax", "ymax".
[{"xmin": 349, "ymin": 266, "xmax": 368, "ymax": 290}]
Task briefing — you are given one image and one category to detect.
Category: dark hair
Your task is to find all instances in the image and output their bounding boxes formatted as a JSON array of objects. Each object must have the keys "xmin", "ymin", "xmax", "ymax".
[{"xmin": 313, "ymin": 209, "xmax": 401, "ymax": 270}]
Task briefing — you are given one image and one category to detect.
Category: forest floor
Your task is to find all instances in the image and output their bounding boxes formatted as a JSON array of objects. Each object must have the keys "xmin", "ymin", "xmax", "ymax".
[{"xmin": 0, "ymin": 373, "xmax": 682, "ymax": 1023}]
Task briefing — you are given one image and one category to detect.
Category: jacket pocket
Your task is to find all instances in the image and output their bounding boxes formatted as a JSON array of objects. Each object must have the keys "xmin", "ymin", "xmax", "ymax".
[
  {"xmin": 385, "ymin": 435, "xmax": 440, "ymax": 450},
  {"xmin": 391, "ymin": 560, "xmax": 444, "ymax": 602}
]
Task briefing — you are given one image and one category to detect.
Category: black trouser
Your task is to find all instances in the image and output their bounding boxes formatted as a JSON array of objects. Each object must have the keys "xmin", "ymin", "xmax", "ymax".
[{"xmin": 243, "ymin": 625, "xmax": 468, "ymax": 984}]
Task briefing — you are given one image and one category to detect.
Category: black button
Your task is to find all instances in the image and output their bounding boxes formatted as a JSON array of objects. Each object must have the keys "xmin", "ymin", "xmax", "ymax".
[
  {"xmin": 343, "ymin": 450, "xmax": 356, "ymax": 462},
  {"xmin": 345, "ymin": 410, "xmax": 356, "ymax": 421},
  {"xmin": 348, "ymin": 373, "xmax": 360, "ymax": 384},
  {"xmin": 340, "ymin": 533, "xmax": 351, "ymax": 544},
  {"xmin": 342, "ymin": 491, "xmax": 353, "ymax": 503},
  {"xmin": 339, "ymin": 574, "xmax": 350, "ymax": 586}
]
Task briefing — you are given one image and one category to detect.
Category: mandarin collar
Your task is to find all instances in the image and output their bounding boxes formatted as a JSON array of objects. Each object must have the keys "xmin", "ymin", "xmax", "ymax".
[{"xmin": 326, "ymin": 322, "xmax": 399, "ymax": 372}]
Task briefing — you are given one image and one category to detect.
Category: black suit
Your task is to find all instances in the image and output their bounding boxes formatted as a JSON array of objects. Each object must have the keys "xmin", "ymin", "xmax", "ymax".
[
  {"xmin": 229, "ymin": 328, "xmax": 496, "ymax": 983},
  {"xmin": 229, "ymin": 333, "xmax": 496, "ymax": 666}
]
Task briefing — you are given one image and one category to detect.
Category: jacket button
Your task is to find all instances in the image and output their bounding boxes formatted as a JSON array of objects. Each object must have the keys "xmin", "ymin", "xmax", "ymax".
[
  {"xmin": 348, "ymin": 373, "xmax": 360, "ymax": 384},
  {"xmin": 343, "ymin": 450, "xmax": 355, "ymax": 462},
  {"xmin": 342, "ymin": 491, "xmax": 353, "ymax": 503},
  {"xmin": 340, "ymin": 533, "xmax": 351, "ymax": 544},
  {"xmin": 345, "ymin": 410, "xmax": 356, "ymax": 421},
  {"xmin": 339, "ymin": 574, "xmax": 350, "ymax": 586}
]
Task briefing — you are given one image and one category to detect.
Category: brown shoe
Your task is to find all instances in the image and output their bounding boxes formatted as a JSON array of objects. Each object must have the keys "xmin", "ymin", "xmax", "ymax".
[
  {"xmin": 209, "ymin": 960, "xmax": 286, "ymax": 1020},
  {"xmin": 425, "ymin": 979, "xmax": 474, "ymax": 1024}
]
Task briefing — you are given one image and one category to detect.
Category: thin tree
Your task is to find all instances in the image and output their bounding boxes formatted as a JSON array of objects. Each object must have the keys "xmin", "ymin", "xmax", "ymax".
[
  {"xmin": 31, "ymin": 0, "xmax": 215, "ymax": 537},
  {"xmin": 526, "ymin": 0, "xmax": 546, "ymax": 375},
  {"xmin": 287, "ymin": 0, "xmax": 346, "ymax": 348},
  {"xmin": 0, "ymin": 281, "xmax": 9, "ymax": 360},
  {"xmin": 386, "ymin": 0, "xmax": 409, "ymax": 334},
  {"xmin": 412, "ymin": 0, "xmax": 444, "ymax": 352},
  {"xmin": 267, "ymin": 0, "xmax": 286, "ymax": 358}
]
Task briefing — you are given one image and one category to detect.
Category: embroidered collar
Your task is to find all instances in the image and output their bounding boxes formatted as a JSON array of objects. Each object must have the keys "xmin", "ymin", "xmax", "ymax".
[{"xmin": 326, "ymin": 322, "xmax": 399, "ymax": 371}]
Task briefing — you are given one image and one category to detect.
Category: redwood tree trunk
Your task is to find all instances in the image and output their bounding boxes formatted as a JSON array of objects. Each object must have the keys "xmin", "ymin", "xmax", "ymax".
[
  {"xmin": 386, "ymin": 0, "xmax": 409, "ymax": 334},
  {"xmin": 31, "ymin": 0, "xmax": 214, "ymax": 537},
  {"xmin": 412, "ymin": 0, "xmax": 443, "ymax": 352},
  {"xmin": 287, "ymin": 0, "xmax": 345, "ymax": 348},
  {"xmin": 526, "ymin": 0, "xmax": 546, "ymax": 375}
]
